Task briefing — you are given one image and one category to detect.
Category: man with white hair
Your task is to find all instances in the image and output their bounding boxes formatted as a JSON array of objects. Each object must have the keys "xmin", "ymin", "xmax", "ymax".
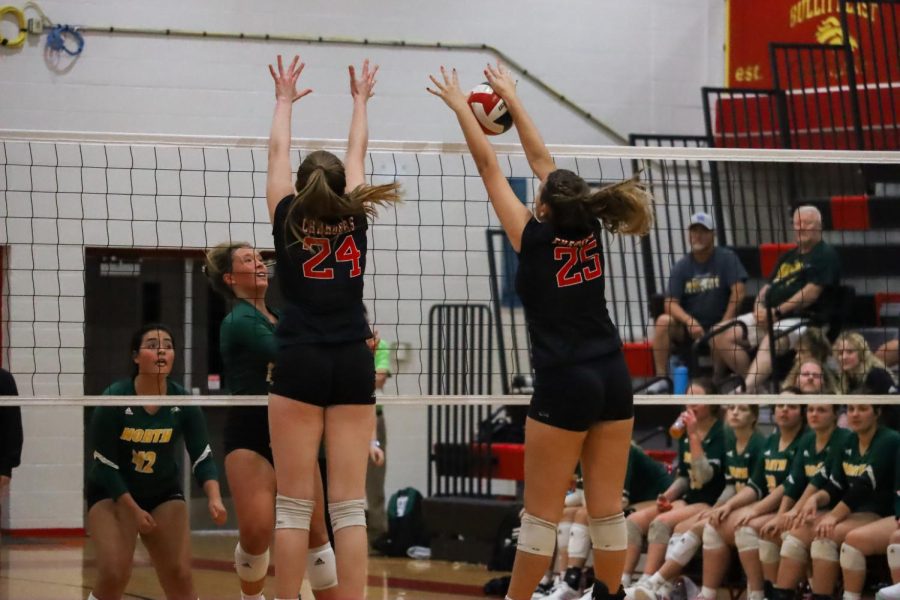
[{"xmin": 711, "ymin": 205, "xmax": 840, "ymax": 393}]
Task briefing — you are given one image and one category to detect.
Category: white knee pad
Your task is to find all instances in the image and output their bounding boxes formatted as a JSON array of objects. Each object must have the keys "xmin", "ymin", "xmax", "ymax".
[
  {"xmin": 664, "ymin": 533, "xmax": 684, "ymax": 561},
  {"xmin": 518, "ymin": 512, "xmax": 558, "ymax": 556},
  {"xmin": 840, "ymin": 544, "xmax": 866, "ymax": 571},
  {"xmin": 565, "ymin": 489, "xmax": 585, "ymax": 507},
  {"xmin": 558, "ymin": 521, "xmax": 573, "ymax": 554},
  {"xmin": 648, "ymin": 519, "xmax": 673, "ymax": 545},
  {"xmin": 759, "ymin": 539, "xmax": 780, "ymax": 565},
  {"xmin": 735, "ymin": 526, "xmax": 760, "ymax": 553},
  {"xmin": 667, "ymin": 531, "xmax": 701, "ymax": 567},
  {"xmin": 307, "ymin": 543, "xmax": 338, "ymax": 590},
  {"xmin": 702, "ymin": 523, "xmax": 725, "ymax": 550},
  {"xmin": 781, "ymin": 534, "xmax": 809, "ymax": 563},
  {"xmin": 275, "ymin": 494, "xmax": 315, "ymax": 530},
  {"xmin": 234, "ymin": 542, "xmax": 270, "ymax": 582},
  {"xmin": 569, "ymin": 523, "xmax": 592, "ymax": 559},
  {"xmin": 888, "ymin": 544, "xmax": 900, "ymax": 570},
  {"xmin": 627, "ymin": 519, "xmax": 643, "ymax": 547},
  {"xmin": 810, "ymin": 538, "xmax": 839, "ymax": 562},
  {"xmin": 329, "ymin": 499, "xmax": 367, "ymax": 532},
  {"xmin": 589, "ymin": 512, "xmax": 627, "ymax": 552}
]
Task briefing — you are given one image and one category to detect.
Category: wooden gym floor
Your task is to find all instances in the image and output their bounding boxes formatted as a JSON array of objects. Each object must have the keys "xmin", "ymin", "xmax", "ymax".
[{"xmin": 0, "ymin": 533, "xmax": 498, "ymax": 599}]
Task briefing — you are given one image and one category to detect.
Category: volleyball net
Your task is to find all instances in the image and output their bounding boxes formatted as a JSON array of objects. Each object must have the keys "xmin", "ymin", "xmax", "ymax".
[
  {"xmin": 2, "ymin": 131, "xmax": 898, "ymax": 399},
  {"xmin": 2, "ymin": 131, "xmax": 900, "ymax": 532}
]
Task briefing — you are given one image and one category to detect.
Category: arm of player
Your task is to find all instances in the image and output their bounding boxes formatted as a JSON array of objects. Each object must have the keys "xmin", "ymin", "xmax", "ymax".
[
  {"xmin": 345, "ymin": 60, "xmax": 379, "ymax": 193},
  {"xmin": 484, "ymin": 62, "xmax": 555, "ymax": 181},
  {"xmin": 182, "ymin": 407, "xmax": 220, "ymax": 491},
  {"xmin": 427, "ymin": 66, "xmax": 531, "ymax": 251},
  {"xmin": 266, "ymin": 55, "xmax": 312, "ymax": 222},
  {"xmin": 87, "ymin": 407, "xmax": 130, "ymax": 500}
]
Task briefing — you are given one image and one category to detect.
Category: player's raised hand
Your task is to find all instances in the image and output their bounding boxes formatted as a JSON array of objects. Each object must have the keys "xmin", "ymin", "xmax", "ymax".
[
  {"xmin": 269, "ymin": 54, "xmax": 312, "ymax": 103},
  {"xmin": 350, "ymin": 59, "xmax": 379, "ymax": 101},
  {"xmin": 427, "ymin": 66, "xmax": 467, "ymax": 112},
  {"xmin": 484, "ymin": 62, "xmax": 516, "ymax": 100}
]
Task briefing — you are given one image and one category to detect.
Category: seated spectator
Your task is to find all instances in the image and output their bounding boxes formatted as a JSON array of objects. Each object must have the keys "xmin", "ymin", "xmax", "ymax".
[
  {"xmin": 875, "ymin": 339, "xmax": 898, "ymax": 372},
  {"xmin": 833, "ymin": 331, "xmax": 897, "ymax": 395},
  {"xmin": 780, "ymin": 327, "xmax": 838, "ymax": 392},
  {"xmin": 623, "ymin": 393, "xmax": 724, "ymax": 591},
  {"xmin": 781, "ymin": 358, "xmax": 840, "ymax": 396},
  {"xmin": 711, "ymin": 205, "xmax": 840, "ymax": 393},
  {"xmin": 648, "ymin": 212, "xmax": 747, "ymax": 393},
  {"xmin": 772, "ymin": 404, "xmax": 900, "ymax": 600}
]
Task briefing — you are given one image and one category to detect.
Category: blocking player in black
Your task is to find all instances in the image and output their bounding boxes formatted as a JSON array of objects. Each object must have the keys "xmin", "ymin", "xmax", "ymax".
[
  {"xmin": 264, "ymin": 55, "xmax": 401, "ymax": 600},
  {"xmin": 205, "ymin": 242, "xmax": 339, "ymax": 600},
  {"xmin": 85, "ymin": 323, "xmax": 227, "ymax": 600},
  {"xmin": 428, "ymin": 62, "xmax": 652, "ymax": 600}
]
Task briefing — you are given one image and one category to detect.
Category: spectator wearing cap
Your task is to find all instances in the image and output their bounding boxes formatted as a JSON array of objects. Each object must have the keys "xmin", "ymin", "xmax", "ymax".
[
  {"xmin": 648, "ymin": 212, "xmax": 748, "ymax": 392},
  {"xmin": 711, "ymin": 205, "xmax": 840, "ymax": 393}
]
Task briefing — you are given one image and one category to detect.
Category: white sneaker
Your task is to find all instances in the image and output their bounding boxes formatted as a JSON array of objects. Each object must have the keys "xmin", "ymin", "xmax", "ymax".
[
  {"xmin": 877, "ymin": 582, "xmax": 900, "ymax": 600},
  {"xmin": 545, "ymin": 582, "xmax": 581, "ymax": 600},
  {"xmin": 633, "ymin": 584, "xmax": 659, "ymax": 600}
]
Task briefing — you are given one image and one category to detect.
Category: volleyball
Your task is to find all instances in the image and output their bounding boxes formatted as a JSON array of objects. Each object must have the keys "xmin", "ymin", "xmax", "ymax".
[{"xmin": 467, "ymin": 83, "xmax": 513, "ymax": 136}]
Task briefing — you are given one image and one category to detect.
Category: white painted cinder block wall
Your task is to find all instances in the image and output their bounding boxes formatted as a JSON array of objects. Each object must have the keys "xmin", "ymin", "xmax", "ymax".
[{"xmin": 0, "ymin": 0, "xmax": 725, "ymax": 530}]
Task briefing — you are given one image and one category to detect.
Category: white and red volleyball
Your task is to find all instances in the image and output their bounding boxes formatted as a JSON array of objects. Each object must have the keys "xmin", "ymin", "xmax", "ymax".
[{"xmin": 467, "ymin": 83, "xmax": 514, "ymax": 136}]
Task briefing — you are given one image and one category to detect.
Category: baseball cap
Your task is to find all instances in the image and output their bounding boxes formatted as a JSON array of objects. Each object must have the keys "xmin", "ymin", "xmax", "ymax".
[{"xmin": 689, "ymin": 211, "xmax": 715, "ymax": 230}]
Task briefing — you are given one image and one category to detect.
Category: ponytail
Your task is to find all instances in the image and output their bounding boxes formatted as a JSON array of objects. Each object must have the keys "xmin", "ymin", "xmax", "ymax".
[{"xmin": 542, "ymin": 170, "xmax": 653, "ymax": 236}]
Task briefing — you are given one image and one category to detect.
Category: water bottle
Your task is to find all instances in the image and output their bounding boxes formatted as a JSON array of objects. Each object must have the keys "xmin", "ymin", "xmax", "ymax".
[
  {"xmin": 669, "ymin": 417, "xmax": 686, "ymax": 439},
  {"xmin": 673, "ymin": 365, "xmax": 689, "ymax": 395}
]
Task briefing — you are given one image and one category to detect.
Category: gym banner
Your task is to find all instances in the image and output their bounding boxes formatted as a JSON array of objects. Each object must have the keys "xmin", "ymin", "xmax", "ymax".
[{"xmin": 727, "ymin": 0, "xmax": 894, "ymax": 87}]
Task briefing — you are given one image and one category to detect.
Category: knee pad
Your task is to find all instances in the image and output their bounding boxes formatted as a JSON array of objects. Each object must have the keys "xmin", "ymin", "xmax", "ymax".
[
  {"xmin": 735, "ymin": 526, "xmax": 761, "ymax": 553},
  {"xmin": 234, "ymin": 542, "xmax": 270, "ymax": 582},
  {"xmin": 648, "ymin": 519, "xmax": 673, "ymax": 545},
  {"xmin": 328, "ymin": 499, "xmax": 367, "ymax": 532},
  {"xmin": 667, "ymin": 531, "xmax": 701, "ymax": 567},
  {"xmin": 759, "ymin": 539, "xmax": 780, "ymax": 565},
  {"xmin": 781, "ymin": 534, "xmax": 809, "ymax": 563},
  {"xmin": 589, "ymin": 512, "xmax": 627, "ymax": 552},
  {"xmin": 307, "ymin": 543, "xmax": 338, "ymax": 590},
  {"xmin": 558, "ymin": 521, "xmax": 573, "ymax": 554},
  {"xmin": 664, "ymin": 533, "xmax": 683, "ymax": 561},
  {"xmin": 275, "ymin": 494, "xmax": 315, "ymax": 530},
  {"xmin": 839, "ymin": 544, "xmax": 866, "ymax": 571},
  {"xmin": 569, "ymin": 523, "xmax": 592, "ymax": 559},
  {"xmin": 518, "ymin": 512, "xmax": 558, "ymax": 557},
  {"xmin": 810, "ymin": 538, "xmax": 839, "ymax": 562},
  {"xmin": 888, "ymin": 544, "xmax": 900, "ymax": 570},
  {"xmin": 627, "ymin": 519, "xmax": 643, "ymax": 547},
  {"xmin": 702, "ymin": 523, "xmax": 725, "ymax": 550},
  {"xmin": 565, "ymin": 489, "xmax": 585, "ymax": 507}
]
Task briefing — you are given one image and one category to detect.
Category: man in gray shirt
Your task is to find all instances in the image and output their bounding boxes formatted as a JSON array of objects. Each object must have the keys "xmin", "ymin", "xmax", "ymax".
[{"xmin": 650, "ymin": 212, "xmax": 748, "ymax": 390}]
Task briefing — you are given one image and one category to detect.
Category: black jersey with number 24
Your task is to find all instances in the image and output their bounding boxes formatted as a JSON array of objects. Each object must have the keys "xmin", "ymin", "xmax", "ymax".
[
  {"xmin": 515, "ymin": 219, "xmax": 621, "ymax": 370},
  {"xmin": 273, "ymin": 195, "xmax": 371, "ymax": 344}
]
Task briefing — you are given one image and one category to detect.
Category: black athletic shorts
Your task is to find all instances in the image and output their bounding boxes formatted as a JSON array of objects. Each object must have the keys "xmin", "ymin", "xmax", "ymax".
[
  {"xmin": 86, "ymin": 482, "xmax": 185, "ymax": 513},
  {"xmin": 224, "ymin": 405, "xmax": 274, "ymax": 465},
  {"xmin": 529, "ymin": 349, "xmax": 634, "ymax": 432},
  {"xmin": 270, "ymin": 340, "xmax": 376, "ymax": 407}
]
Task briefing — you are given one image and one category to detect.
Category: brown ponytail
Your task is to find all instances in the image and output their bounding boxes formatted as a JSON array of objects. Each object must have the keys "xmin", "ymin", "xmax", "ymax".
[
  {"xmin": 542, "ymin": 170, "xmax": 653, "ymax": 236},
  {"xmin": 284, "ymin": 150, "xmax": 401, "ymax": 243}
]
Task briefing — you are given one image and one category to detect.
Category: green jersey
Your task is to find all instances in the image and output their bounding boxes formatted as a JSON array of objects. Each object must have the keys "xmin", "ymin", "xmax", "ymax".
[
  {"xmin": 813, "ymin": 426, "xmax": 900, "ymax": 516},
  {"xmin": 88, "ymin": 379, "xmax": 219, "ymax": 500},
  {"xmin": 894, "ymin": 446, "xmax": 900, "ymax": 518},
  {"xmin": 624, "ymin": 444, "xmax": 673, "ymax": 504},
  {"xmin": 764, "ymin": 241, "xmax": 840, "ymax": 311},
  {"xmin": 220, "ymin": 301, "xmax": 278, "ymax": 394},
  {"xmin": 748, "ymin": 428, "xmax": 807, "ymax": 499},
  {"xmin": 724, "ymin": 429, "xmax": 766, "ymax": 493},
  {"xmin": 677, "ymin": 419, "xmax": 727, "ymax": 505},
  {"xmin": 783, "ymin": 427, "xmax": 853, "ymax": 501}
]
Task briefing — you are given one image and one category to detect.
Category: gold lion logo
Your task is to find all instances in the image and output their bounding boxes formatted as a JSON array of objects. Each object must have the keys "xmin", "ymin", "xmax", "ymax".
[{"xmin": 816, "ymin": 16, "xmax": 858, "ymax": 50}]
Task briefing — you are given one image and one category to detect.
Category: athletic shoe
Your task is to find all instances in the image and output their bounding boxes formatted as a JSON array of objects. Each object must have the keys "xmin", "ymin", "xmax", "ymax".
[
  {"xmin": 532, "ymin": 580, "xmax": 557, "ymax": 599},
  {"xmin": 544, "ymin": 582, "xmax": 581, "ymax": 600}
]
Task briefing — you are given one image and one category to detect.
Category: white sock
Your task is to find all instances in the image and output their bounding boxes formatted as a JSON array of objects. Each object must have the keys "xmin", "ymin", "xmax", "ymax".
[
  {"xmin": 87, "ymin": 594, "xmax": 99, "ymax": 600},
  {"xmin": 747, "ymin": 590, "xmax": 764, "ymax": 600},
  {"xmin": 700, "ymin": 586, "xmax": 717, "ymax": 600},
  {"xmin": 648, "ymin": 572, "xmax": 667, "ymax": 589},
  {"xmin": 843, "ymin": 592, "xmax": 861, "ymax": 600},
  {"xmin": 622, "ymin": 573, "xmax": 633, "ymax": 587},
  {"xmin": 241, "ymin": 592, "xmax": 265, "ymax": 600}
]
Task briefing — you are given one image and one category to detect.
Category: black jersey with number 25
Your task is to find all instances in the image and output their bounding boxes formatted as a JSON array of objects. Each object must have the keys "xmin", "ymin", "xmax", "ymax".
[
  {"xmin": 273, "ymin": 195, "xmax": 371, "ymax": 344},
  {"xmin": 515, "ymin": 219, "xmax": 621, "ymax": 370}
]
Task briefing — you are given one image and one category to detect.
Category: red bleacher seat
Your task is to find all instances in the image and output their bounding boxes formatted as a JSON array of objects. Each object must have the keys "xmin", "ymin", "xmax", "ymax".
[
  {"xmin": 623, "ymin": 341, "xmax": 655, "ymax": 378},
  {"xmin": 830, "ymin": 195, "xmax": 870, "ymax": 230}
]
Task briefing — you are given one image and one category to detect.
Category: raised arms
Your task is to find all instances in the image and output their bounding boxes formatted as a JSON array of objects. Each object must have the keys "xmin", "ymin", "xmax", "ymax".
[{"xmin": 266, "ymin": 55, "xmax": 312, "ymax": 222}]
